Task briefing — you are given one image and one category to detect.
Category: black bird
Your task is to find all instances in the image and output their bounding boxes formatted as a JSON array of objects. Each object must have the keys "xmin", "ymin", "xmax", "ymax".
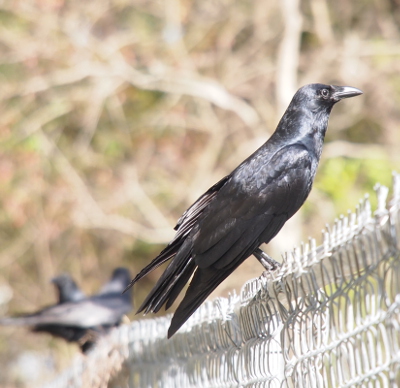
[
  {"xmin": 51, "ymin": 273, "xmax": 86, "ymax": 304},
  {"xmin": 0, "ymin": 267, "xmax": 132, "ymax": 352},
  {"xmin": 127, "ymin": 83, "xmax": 362, "ymax": 338}
]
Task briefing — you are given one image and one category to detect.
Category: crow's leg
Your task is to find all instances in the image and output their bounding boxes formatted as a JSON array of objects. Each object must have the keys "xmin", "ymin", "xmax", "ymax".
[{"xmin": 253, "ymin": 248, "xmax": 280, "ymax": 271}]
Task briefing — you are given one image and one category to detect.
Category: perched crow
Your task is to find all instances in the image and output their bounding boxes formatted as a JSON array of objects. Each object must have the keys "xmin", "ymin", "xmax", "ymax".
[
  {"xmin": 0, "ymin": 267, "xmax": 132, "ymax": 352},
  {"xmin": 51, "ymin": 274, "xmax": 85, "ymax": 304},
  {"xmin": 126, "ymin": 83, "xmax": 362, "ymax": 338}
]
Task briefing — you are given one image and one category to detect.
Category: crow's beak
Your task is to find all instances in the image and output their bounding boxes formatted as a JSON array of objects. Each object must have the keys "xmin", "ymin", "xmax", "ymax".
[{"xmin": 332, "ymin": 85, "xmax": 363, "ymax": 101}]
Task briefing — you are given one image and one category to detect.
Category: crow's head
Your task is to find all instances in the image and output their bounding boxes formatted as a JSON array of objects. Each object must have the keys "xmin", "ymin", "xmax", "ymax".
[
  {"xmin": 52, "ymin": 274, "xmax": 85, "ymax": 304},
  {"xmin": 110, "ymin": 267, "xmax": 131, "ymax": 288},
  {"xmin": 295, "ymin": 83, "xmax": 363, "ymax": 112},
  {"xmin": 99, "ymin": 267, "xmax": 132, "ymax": 295}
]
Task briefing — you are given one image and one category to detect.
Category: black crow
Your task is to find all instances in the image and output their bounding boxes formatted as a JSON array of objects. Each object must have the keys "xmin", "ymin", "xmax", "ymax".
[
  {"xmin": 0, "ymin": 267, "xmax": 132, "ymax": 352},
  {"xmin": 126, "ymin": 83, "xmax": 362, "ymax": 338},
  {"xmin": 51, "ymin": 274, "xmax": 85, "ymax": 304}
]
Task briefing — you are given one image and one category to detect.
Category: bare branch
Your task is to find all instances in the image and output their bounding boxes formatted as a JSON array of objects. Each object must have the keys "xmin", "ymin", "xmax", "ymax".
[{"xmin": 276, "ymin": 0, "xmax": 303, "ymax": 114}]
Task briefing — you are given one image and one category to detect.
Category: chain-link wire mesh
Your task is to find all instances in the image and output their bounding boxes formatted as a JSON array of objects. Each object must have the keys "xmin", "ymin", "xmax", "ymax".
[{"xmin": 46, "ymin": 173, "xmax": 400, "ymax": 388}]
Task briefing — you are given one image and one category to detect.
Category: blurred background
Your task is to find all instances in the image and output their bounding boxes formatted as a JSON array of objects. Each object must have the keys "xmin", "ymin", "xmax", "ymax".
[{"xmin": 0, "ymin": 0, "xmax": 399, "ymax": 386}]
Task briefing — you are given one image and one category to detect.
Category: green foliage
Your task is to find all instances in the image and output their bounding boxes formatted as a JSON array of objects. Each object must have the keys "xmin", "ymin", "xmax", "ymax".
[{"xmin": 315, "ymin": 157, "xmax": 394, "ymax": 213}]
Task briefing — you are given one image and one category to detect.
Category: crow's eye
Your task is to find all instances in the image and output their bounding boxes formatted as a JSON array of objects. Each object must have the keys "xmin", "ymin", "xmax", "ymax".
[{"xmin": 321, "ymin": 89, "xmax": 329, "ymax": 99}]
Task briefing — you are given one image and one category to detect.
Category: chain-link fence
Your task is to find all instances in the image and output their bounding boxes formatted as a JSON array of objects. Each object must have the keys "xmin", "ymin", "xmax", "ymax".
[{"xmin": 46, "ymin": 173, "xmax": 400, "ymax": 388}]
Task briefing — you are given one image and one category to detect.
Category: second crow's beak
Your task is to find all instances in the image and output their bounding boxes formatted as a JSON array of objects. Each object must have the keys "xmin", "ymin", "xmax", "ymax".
[{"xmin": 332, "ymin": 85, "xmax": 363, "ymax": 101}]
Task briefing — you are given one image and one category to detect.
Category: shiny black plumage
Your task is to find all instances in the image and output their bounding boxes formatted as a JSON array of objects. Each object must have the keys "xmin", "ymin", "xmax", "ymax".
[
  {"xmin": 0, "ymin": 267, "xmax": 133, "ymax": 352},
  {"xmin": 127, "ymin": 83, "xmax": 362, "ymax": 338}
]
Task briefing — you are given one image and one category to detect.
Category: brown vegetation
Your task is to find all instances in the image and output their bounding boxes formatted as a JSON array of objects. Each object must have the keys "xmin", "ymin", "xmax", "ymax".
[{"xmin": 0, "ymin": 0, "xmax": 399, "ymax": 386}]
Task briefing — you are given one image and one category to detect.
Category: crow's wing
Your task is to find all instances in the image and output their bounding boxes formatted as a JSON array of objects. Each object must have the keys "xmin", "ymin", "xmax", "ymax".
[
  {"xmin": 168, "ymin": 145, "xmax": 314, "ymax": 337},
  {"xmin": 137, "ymin": 144, "xmax": 313, "ymax": 317},
  {"xmin": 127, "ymin": 175, "xmax": 231, "ymax": 287},
  {"xmin": 166, "ymin": 145, "xmax": 314, "ymax": 337},
  {"xmin": 0, "ymin": 295, "xmax": 130, "ymax": 328},
  {"xmin": 174, "ymin": 175, "xmax": 232, "ymax": 234},
  {"xmin": 192, "ymin": 144, "xmax": 312, "ymax": 269}
]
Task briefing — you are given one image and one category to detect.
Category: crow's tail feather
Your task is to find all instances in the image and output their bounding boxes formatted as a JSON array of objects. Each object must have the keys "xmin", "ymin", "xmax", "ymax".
[
  {"xmin": 124, "ymin": 240, "xmax": 183, "ymax": 294},
  {"xmin": 167, "ymin": 266, "xmax": 232, "ymax": 338},
  {"xmin": 136, "ymin": 239, "xmax": 195, "ymax": 314}
]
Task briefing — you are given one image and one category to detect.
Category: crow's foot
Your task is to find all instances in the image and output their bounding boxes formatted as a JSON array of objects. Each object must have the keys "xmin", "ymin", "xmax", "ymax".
[{"xmin": 253, "ymin": 248, "xmax": 280, "ymax": 271}]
